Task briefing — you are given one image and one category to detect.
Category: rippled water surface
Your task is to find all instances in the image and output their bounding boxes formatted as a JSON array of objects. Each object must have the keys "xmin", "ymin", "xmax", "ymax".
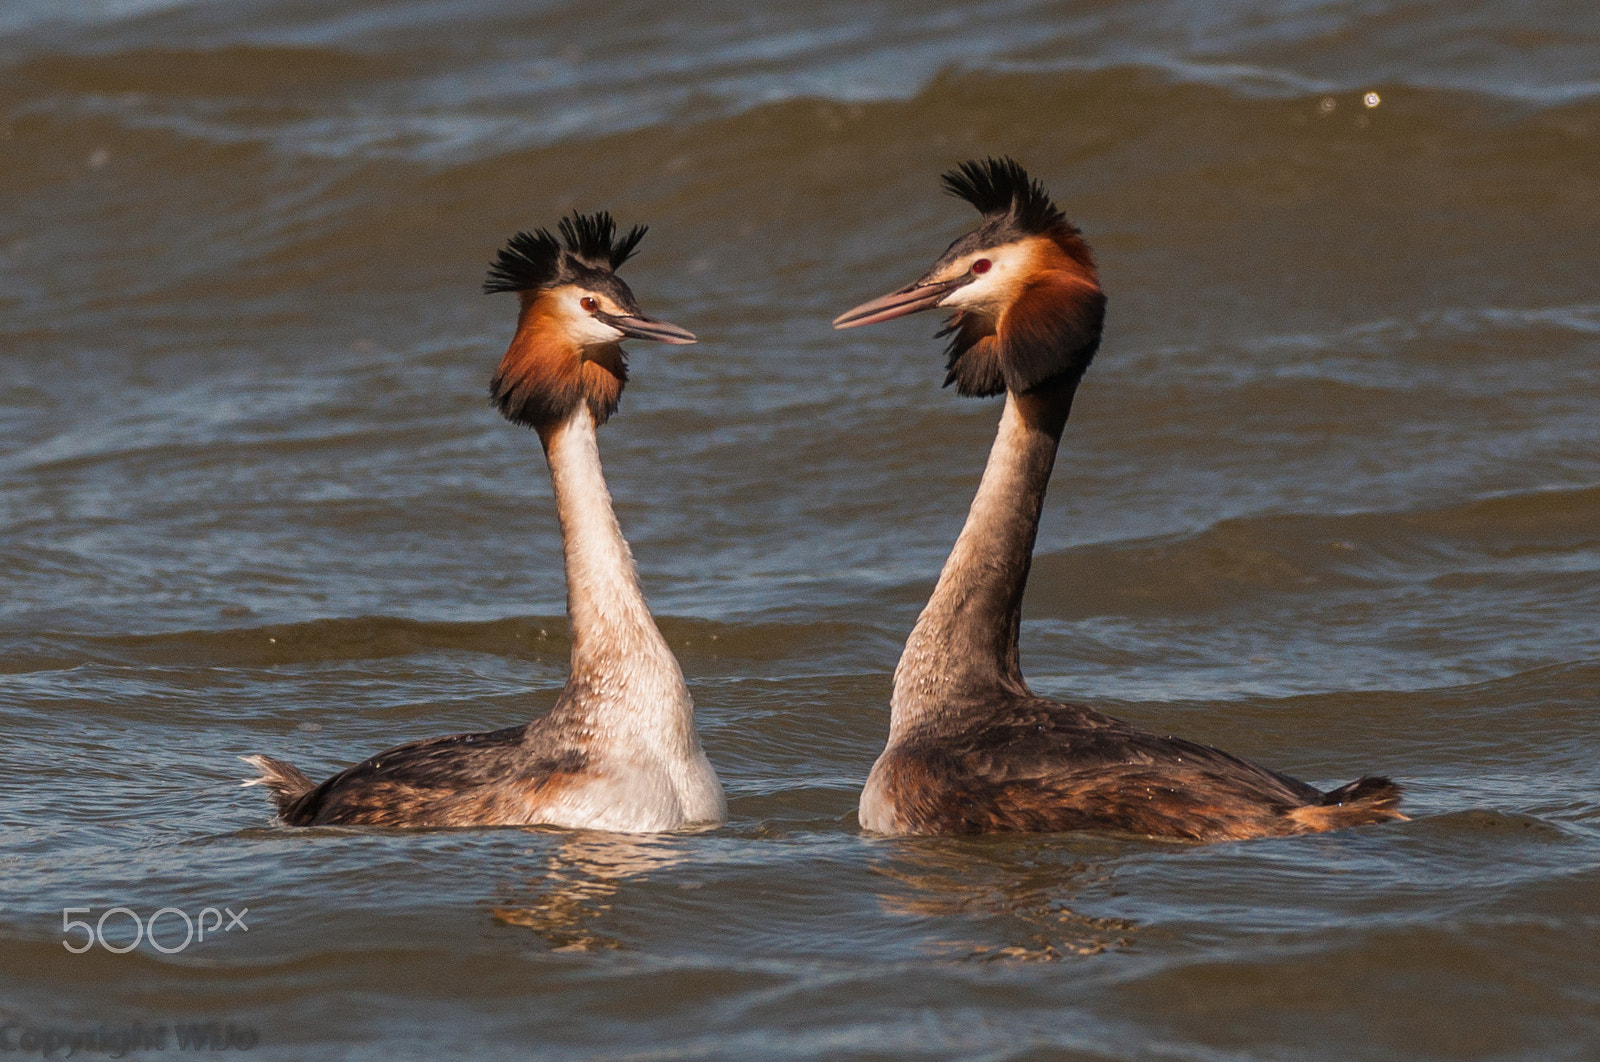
[{"xmin": 3, "ymin": 1, "xmax": 1599, "ymax": 1059}]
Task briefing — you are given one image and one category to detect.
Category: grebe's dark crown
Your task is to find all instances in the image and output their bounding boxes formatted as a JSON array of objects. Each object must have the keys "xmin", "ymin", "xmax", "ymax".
[
  {"xmin": 484, "ymin": 210, "xmax": 648, "ymax": 294},
  {"xmin": 941, "ymin": 157, "xmax": 1067, "ymax": 237}
]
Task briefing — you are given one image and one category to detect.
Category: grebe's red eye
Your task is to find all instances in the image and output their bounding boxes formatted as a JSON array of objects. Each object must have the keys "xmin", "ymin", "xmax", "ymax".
[
  {"xmin": 971, "ymin": 258, "xmax": 991, "ymax": 275},
  {"xmin": 580, "ymin": 296, "xmax": 599, "ymax": 312}
]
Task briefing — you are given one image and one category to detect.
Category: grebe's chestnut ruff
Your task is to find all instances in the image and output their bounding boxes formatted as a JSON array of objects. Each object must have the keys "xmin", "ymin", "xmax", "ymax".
[
  {"xmin": 836, "ymin": 158, "xmax": 1405, "ymax": 840},
  {"xmin": 244, "ymin": 212, "xmax": 725, "ymax": 831}
]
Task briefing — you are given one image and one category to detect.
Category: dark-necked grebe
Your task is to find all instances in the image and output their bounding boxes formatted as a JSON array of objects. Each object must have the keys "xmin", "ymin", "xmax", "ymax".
[{"xmin": 835, "ymin": 158, "xmax": 1404, "ymax": 840}]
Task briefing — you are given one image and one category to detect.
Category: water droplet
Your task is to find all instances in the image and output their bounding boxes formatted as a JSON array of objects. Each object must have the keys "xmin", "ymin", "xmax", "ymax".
[
  {"xmin": 1318, "ymin": 97, "xmax": 1336, "ymax": 114},
  {"xmin": 1363, "ymin": 91, "xmax": 1381, "ymax": 108}
]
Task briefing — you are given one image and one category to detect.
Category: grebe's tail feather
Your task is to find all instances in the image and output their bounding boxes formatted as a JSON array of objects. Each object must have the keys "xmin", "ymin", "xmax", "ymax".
[
  {"xmin": 1289, "ymin": 776, "xmax": 1408, "ymax": 831},
  {"xmin": 241, "ymin": 754, "xmax": 316, "ymax": 814}
]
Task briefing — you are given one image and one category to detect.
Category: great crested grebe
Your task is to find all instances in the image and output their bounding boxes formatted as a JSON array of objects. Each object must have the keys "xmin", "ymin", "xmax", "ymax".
[
  {"xmin": 243, "ymin": 212, "xmax": 726, "ymax": 831},
  {"xmin": 834, "ymin": 158, "xmax": 1405, "ymax": 841}
]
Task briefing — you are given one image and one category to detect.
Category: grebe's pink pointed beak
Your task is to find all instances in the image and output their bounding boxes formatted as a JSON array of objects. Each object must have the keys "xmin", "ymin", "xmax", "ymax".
[
  {"xmin": 832, "ymin": 278, "xmax": 968, "ymax": 329},
  {"xmin": 598, "ymin": 311, "xmax": 697, "ymax": 345}
]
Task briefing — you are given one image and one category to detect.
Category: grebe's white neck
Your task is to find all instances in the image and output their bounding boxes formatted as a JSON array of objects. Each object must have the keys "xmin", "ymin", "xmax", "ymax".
[
  {"xmin": 545, "ymin": 408, "xmax": 672, "ymax": 695},
  {"xmin": 539, "ymin": 407, "xmax": 724, "ymax": 824},
  {"xmin": 888, "ymin": 388, "xmax": 1070, "ymax": 742}
]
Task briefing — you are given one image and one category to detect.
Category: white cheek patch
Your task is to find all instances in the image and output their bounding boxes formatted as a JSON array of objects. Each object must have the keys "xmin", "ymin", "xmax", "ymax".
[
  {"xmin": 939, "ymin": 275, "xmax": 998, "ymax": 310},
  {"xmin": 572, "ymin": 312, "xmax": 625, "ymax": 346},
  {"xmin": 555, "ymin": 296, "xmax": 625, "ymax": 346},
  {"xmin": 933, "ymin": 241, "xmax": 1034, "ymax": 312},
  {"xmin": 938, "ymin": 263, "xmax": 1018, "ymax": 312}
]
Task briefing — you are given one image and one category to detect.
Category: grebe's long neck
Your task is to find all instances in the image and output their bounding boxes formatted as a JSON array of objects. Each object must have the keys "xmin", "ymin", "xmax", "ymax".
[
  {"xmin": 541, "ymin": 407, "xmax": 697, "ymax": 753},
  {"xmin": 889, "ymin": 387, "xmax": 1073, "ymax": 740}
]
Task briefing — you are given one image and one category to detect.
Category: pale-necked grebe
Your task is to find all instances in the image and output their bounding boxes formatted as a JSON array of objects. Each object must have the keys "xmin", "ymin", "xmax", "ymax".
[{"xmin": 244, "ymin": 212, "xmax": 725, "ymax": 832}]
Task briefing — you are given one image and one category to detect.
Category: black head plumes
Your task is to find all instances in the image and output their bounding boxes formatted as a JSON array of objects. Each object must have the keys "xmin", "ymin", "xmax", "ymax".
[
  {"xmin": 941, "ymin": 156, "xmax": 1067, "ymax": 237},
  {"xmin": 483, "ymin": 211, "xmax": 648, "ymax": 294}
]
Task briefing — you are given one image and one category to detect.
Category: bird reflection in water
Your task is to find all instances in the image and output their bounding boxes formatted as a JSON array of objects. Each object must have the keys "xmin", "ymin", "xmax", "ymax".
[
  {"xmin": 870, "ymin": 840, "xmax": 1139, "ymax": 961},
  {"xmin": 491, "ymin": 830, "xmax": 691, "ymax": 951}
]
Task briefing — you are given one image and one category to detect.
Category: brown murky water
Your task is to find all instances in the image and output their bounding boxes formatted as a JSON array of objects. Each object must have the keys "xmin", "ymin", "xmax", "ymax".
[{"xmin": 2, "ymin": 1, "xmax": 1598, "ymax": 1059}]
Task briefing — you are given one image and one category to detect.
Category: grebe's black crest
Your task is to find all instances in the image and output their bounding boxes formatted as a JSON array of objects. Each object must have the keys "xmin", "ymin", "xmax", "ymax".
[
  {"xmin": 483, "ymin": 210, "xmax": 648, "ymax": 294},
  {"xmin": 941, "ymin": 156, "xmax": 1067, "ymax": 237},
  {"xmin": 560, "ymin": 212, "xmax": 647, "ymax": 270}
]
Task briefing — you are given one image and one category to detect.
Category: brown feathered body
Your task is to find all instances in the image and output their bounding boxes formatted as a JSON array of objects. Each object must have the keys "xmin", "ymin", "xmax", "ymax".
[
  {"xmin": 864, "ymin": 694, "xmax": 1404, "ymax": 842},
  {"xmin": 244, "ymin": 724, "xmax": 588, "ymax": 828}
]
